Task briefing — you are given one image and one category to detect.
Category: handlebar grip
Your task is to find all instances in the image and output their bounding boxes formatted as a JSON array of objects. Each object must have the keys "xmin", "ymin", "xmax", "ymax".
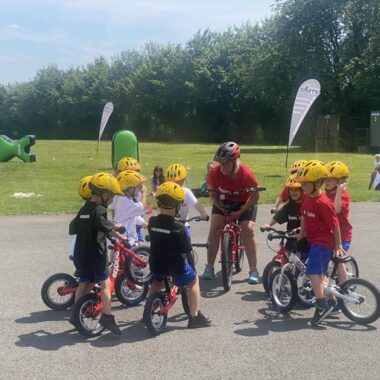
[{"xmin": 260, "ymin": 226, "xmax": 267, "ymax": 232}]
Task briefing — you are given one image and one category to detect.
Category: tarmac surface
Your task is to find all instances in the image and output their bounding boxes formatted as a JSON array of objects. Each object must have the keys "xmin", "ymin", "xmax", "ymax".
[{"xmin": 0, "ymin": 203, "xmax": 379, "ymax": 380}]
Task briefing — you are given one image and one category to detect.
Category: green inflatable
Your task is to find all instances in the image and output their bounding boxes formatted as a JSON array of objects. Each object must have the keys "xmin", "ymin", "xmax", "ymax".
[
  {"xmin": 0, "ymin": 135, "xmax": 36, "ymax": 162},
  {"xmin": 112, "ymin": 130, "xmax": 139, "ymax": 168}
]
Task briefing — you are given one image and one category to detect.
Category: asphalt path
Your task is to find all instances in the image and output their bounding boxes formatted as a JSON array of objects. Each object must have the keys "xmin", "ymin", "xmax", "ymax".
[{"xmin": 0, "ymin": 203, "xmax": 379, "ymax": 380}]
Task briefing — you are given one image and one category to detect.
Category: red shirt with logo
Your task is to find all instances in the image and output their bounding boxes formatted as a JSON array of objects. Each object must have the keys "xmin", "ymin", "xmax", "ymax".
[
  {"xmin": 325, "ymin": 191, "xmax": 352, "ymax": 242},
  {"xmin": 207, "ymin": 163, "xmax": 258, "ymax": 202},
  {"xmin": 300, "ymin": 193, "xmax": 339, "ymax": 249}
]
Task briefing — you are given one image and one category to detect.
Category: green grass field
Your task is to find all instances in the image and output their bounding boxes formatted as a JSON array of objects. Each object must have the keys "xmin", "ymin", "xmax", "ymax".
[{"xmin": 0, "ymin": 140, "xmax": 378, "ymax": 215}]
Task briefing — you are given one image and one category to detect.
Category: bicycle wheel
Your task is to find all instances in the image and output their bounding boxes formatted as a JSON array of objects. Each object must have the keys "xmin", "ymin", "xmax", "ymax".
[
  {"xmin": 181, "ymin": 286, "xmax": 190, "ymax": 316},
  {"xmin": 295, "ymin": 269, "xmax": 315, "ymax": 308},
  {"xmin": 125, "ymin": 246, "xmax": 153, "ymax": 285},
  {"xmin": 234, "ymin": 234, "xmax": 245, "ymax": 273},
  {"xmin": 269, "ymin": 268, "xmax": 297, "ymax": 314},
  {"xmin": 338, "ymin": 278, "xmax": 380, "ymax": 325},
  {"xmin": 115, "ymin": 273, "xmax": 149, "ymax": 306},
  {"xmin": 262, "ymin": 261, "xmax": 280, "ymax": 294},
  {"xmin": 221, "ymin": 234, "xmax": 233, "ymax": 292},
  {"xmin": 41, "ymin": 273, "xmax": 77, "ymax": 310},
  {"xmin": 143, "ymin": 292, "xmax": 168, "ymax": 336},
  {"xmin": 327, "ymin": 255, "xmax": 359, "ymax": 283},
  {"xmin": 73, "ymin": 293, "xmax": 104, "ymax": 338}
]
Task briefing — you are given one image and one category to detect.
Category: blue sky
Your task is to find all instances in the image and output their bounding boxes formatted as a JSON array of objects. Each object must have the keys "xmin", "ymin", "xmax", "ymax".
[{"xmin": 0, "ymin": 0, "xmax": 275, "ymax": 85}]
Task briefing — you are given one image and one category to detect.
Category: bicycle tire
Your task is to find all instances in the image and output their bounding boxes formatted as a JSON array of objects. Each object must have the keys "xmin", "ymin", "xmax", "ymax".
[
  {"xmin": 269, "ymin": 268, "xmax": 297, "ymax": 314},
  {"xmin": 221, "ymin": 234, "xmax": 233, "ymax": 292},
  {"xmin": 181, "ymin": 286, "xmax": 190, "ymax": 316},
  {"xmin": 338, "ymin": 277, "xmax": 380, "ymax": 325},
  {"xmin": 234, "ymin": 234, "xmax": 244, "ymax": 273},
  {"xmin": 327, "ymin": 255, "xmax": 359, "ymax": 283},
  {"xmin": 115, "ymin": 273, "xmax": 149, "ymax": 306},
  {"xmin": 125, "ymin": 246, "xmax": 153, "ymax": 285},
  {"xmin": 41, "ymin": 273, "xmax": 77, "ymax": 310},
  {"xmin": 143, "ymin": 292, "xmax": 168, "ymax": 336},
  {"xmin": 262, "ymin": 261, "xmax": 280, "ymax": 294},
  {"xmin": 73, "ymin": 293, "xmax": 104, "ymax": 338}
]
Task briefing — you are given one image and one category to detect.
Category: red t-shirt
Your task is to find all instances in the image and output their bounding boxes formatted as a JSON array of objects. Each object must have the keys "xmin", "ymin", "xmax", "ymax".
[
  {"xmin": 300, "ymin": 193, "xmax": 339, "ymax": 249},
  {"xmin": 279, "ymin": 186, "xmax": 290, "ymax": 202},
  {"xmin": 325, "ymin": 191, "xmax": 352, "ymax": 242},
  {"xmin": 207, "ymin": 163, "xmax": 259, "ymax": 202}
]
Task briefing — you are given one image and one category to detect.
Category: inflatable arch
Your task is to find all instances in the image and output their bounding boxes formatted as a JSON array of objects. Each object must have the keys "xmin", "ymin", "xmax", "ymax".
[
  {"xmin": 111, "ymin": 130, "xmax": 139, "ymax": 168},
  {"xmin": 0, "ymin": 135, "xmax": 36, "ymax": 162}
]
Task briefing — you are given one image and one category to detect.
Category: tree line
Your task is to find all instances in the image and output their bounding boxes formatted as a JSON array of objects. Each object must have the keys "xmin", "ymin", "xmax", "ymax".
[{"xmin": 0, "ymin": 0, "xmax": 379, "ymax": 145}]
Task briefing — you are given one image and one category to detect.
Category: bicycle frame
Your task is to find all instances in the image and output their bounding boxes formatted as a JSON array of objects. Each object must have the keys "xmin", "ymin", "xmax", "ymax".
[
  {"xmin": 221, "ymin": 215, "xmax": 242, "ymax": 264},
  {"xmin": 161, "ymin": 277, "xmax": 179, "ymax": 315}
]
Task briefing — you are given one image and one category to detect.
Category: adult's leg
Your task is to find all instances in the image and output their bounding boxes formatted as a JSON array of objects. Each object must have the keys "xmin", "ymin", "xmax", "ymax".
[
  {"xmin": 206, "ymin": 213, "xmax": 225, "ymax": 268},
  {"xmin": 240, "ymin": 220, "xmax": 258, "ymax": 272}
]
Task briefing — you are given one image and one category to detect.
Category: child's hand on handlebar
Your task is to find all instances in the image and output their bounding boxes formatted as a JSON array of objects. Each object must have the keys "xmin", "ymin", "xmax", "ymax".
[{"xmin": 260, "ymin": 224, "xmax": 271, "ymax": 232}]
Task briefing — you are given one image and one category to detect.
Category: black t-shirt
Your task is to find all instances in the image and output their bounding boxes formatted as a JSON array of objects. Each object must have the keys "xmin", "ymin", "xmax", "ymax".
[
  {"xmin": 69, "ymin": 201, "xmax": 114, "ymax": 276},
  {"xmin": 148, "ymin": 214, "xmax": 192, "ymax": 275},
  {"xmin": 273, "ymin": 199, "xmax": 301, "ymax": 232}
]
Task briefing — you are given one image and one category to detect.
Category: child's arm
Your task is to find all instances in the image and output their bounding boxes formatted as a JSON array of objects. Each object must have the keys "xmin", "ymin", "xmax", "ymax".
[
  {"xmin": 261, "ymin": 217, "xmax": 277, "ymax": 231},
  {"xmin": 295, "ymin": 216, "xmax": 305, "ymax": 240},
  {"xmin": 271, "ymin": 196, "xmax": 283, "ymax": 214},
  {"xmin": 194, "ymin": 202, "xmax": 209, "ymax": 220},
  {"xmin": 333, "ymin": 225, "xmax": 344, "ymax": 256},
  {"xmin": 333, "ymin": 184, "xmax": 345, "ymax": 214},
  {"xmin": 368, "ymin": 171, "xmax": 375, "ymax": 190}
]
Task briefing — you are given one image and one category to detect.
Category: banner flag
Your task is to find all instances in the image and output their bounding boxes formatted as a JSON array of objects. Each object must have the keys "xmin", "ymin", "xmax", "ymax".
[
  {"xmin": 288, "ymin": 79, "xmax": 320, "ymax": 146},
  {"xmin": 96, "ymin": 102, "xmax": 114, "ymax": 153}
]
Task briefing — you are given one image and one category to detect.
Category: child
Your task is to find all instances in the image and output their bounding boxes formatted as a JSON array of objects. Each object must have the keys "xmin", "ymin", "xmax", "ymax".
[
  {"xmin": 165, "ymin": 163, "xmax": 209, "ymax": 228},
  {"xmin": 69, "ymin": 175, "xmax": 93, "ymax": 260},
  {"xmin": 295, "ymin": 161, "xmax": 343, "ymax": 326},
  {"xmin": 109, "ymin": 170, "xmax": 146, "ymax": 247},
  {"xmin": 69, "ymin": 172, "xmax": 125, "ymax": 335},
  {"xmin": 114, "ymin": 156, "xmax": 141, "ymax": 176},
  {"xmin": 150, "ymin": 166, "xmax": 165, "ymax": 195},
  {"xmin": 271, "ymin": 160, "xmax": 307, "ymax": 214},
  {"xmin": 368, "ymin": 162, "xmax": 380, "ymax": 190},
  {"xmin": 261, "ymin": 174, "xmax": 309, "ymax": 259},
  {"xmin": 148, "ymin": 182, "xmax": 211, "ymax": 329}
]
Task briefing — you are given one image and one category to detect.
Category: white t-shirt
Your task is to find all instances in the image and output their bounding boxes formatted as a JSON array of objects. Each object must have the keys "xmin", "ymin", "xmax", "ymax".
[
  {"xmin": 109, "ymin": 195, "xmax": 144, "ymax": 245},
  {"xmin": 373, "ymin": 170, "xmax": 380, "ymax": 190},
  {"xmin": 177, "ymin": 187, "xmax": 198, "ymax": 222}
]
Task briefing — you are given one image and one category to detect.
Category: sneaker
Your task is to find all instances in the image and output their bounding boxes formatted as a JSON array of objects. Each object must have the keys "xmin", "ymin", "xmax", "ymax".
[
  {"xmin": 202, "ymin": 266, "xmax": 215, "ymax": 280},
  {"xmin": 99, "ymin": 313, "xmax": 122, "ymax": 335},
  {"xmin": 248, "ymin": 271, "xmax": 261, "ymax": 284},
  {"xmin": 310, "ymin": 305, "xmax": 334, "ymax": 326},
  {"xmin": 187, "ymin": 311, "xmax": 212, "ymax": 329}
]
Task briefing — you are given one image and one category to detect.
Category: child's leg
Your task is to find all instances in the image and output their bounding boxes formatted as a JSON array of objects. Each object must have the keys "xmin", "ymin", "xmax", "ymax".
[
  {"xmin": 148, "ymin": 280, "xmax": 164, "ymax": 295},
  {"xmin": 336, "ymin": 263, "xmax": 349, "ymax": 284},
  {"xmin": 99, "ymin": 278, "xmax": 112, "ymax": 315},
  {"xmin": 187, "ymin": 277, "xmax": 200, "ymax": 317},
  {"xmin": 309, "ymin": 275, "xmax": 324, "ymax": 298},
  {"xmin": 75, "ymin": 281, "xmax": 94, "ymax": 303}
]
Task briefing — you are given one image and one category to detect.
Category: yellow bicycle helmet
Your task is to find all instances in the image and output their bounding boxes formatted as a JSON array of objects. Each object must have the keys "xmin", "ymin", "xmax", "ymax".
[
  {"xmin": 285, "ymin": 174, "xmax": 302, "ymax": 188},
  {"xmin": 117, "ymin": 170, "xmax": 146, "ymax": 190},
  {"xmin": 326, "ymin": 161, "xmax": 350, "ymax": 179},
  {"xmin": 117, "ymin": 157, "xmax": 141, "ymax": 172},
  {"xmin": 156, "ymin": 181, "xmax": 185, "ymax": 209},
  {"xmin": 77, "ymin": 175, "xmax": 93, "ymax": 199},
  {"xmin": 89, "ymin": 172, "xmax": 123, "ymax": 195},
  {"xmin": 165, "ymin": 164, "xmax": 188, "ymax": 182},
  {"xmin": 295, "ymin": 161, "xmax": 328, "ymax": 182},
  {"xmin": 289, "ymin": 159, "xmax": 307, "ymax": 174}
]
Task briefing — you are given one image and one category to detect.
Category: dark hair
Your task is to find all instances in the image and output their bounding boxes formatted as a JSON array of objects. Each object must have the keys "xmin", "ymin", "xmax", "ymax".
[{"xmin": 152, "ymin": 166, "xmax": 165, "ymax": 185}]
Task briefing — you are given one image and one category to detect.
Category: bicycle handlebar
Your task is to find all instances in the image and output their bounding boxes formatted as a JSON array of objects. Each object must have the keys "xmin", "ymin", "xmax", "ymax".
[{"xmin": 179, "ymin": 216, "xmax": 210, "ymax": 223}]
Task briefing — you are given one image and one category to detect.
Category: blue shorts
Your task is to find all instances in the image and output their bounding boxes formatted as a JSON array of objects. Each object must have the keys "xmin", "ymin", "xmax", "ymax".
[
  {"xmin": 136, "ymin": 225, "xmax": 144, "ymax": 242},
  {"xmin": 342, "ymin": 241, "xmax": 351, "ymax": 251},
  {"xmin": 79, "ymin": 272, "xmax": 109, "ymax": 283},
  {"xmin": 153, "ymin": 263, "xmax": 197, "ymax": 287},
  {"xmin": 305, "ymin": 244, "xmax": 333, "ymax": 275}
]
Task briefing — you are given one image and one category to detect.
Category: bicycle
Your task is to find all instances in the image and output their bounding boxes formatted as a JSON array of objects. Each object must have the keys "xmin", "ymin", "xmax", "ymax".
[
  {"xmin": 143, "ymin": 276, "xmax": 190, "ymax": 336},
  {"xmin": 72, "ymin": 237, "xmax": 152, "ymax": 338},
  {"xmin": 265, "ymin": 228, "xmax": 362, "ymax": 317},
  {"xmin": 210, "ymin": 187, "xmax": 266, "ymax": 292}
]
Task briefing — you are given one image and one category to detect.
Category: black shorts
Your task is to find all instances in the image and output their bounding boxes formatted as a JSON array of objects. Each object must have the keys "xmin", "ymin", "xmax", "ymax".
[{"xmin": 211, "ymin": 202, "xmax": 258, "ymax": 222}]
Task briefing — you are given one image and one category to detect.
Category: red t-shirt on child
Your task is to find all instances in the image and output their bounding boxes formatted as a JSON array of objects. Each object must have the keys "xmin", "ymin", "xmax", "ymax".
[
  {"xmin": 300, "ymin": 193, "xmax": 339, "ymax": 249},
  {"xmin": 207, "ymin": 163, "xmax": 258, "ymax": 202},
  {"xmin": 325, "ymin": 191, "xmax": 352, "ymax": 242},
  {"xmin": 279, "ymin": 186, "xmax": 290, "ymax": 202}
]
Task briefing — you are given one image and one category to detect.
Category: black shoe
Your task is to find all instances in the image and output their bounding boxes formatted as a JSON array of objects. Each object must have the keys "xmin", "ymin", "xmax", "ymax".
[
  {"xmin": 310, "ymin": 305, "xmax": 334, "ymax": 326},
  {"xmin": 187, "ymin": 311, "xmax": 212, "ymax": 329},
  {"xmin": 99, "ymin": 314, "xmax": 122, "ymax": 335}
]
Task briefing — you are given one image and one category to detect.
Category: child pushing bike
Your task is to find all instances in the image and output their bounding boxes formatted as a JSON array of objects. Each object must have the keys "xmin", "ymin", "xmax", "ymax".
[
  {"xmin": 146, "ymin": 182, "xmax": 211, "ymax": 329},
  {"xmin": 69, "ymin": 172, "xmax": 126, "ymax": 335}
]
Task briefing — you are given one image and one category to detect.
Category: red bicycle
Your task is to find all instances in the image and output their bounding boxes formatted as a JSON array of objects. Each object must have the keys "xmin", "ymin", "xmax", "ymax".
[
  {"xmin": 143, "ymin": 276, "xmax": 190, "ymax": 336},
  {"xmin": 72, "ymin": 237, "xmax": 152, "ymax": 337},
  {"xmin": 213, "ymin": 187, "xmax": 266, "ymax": 292}
]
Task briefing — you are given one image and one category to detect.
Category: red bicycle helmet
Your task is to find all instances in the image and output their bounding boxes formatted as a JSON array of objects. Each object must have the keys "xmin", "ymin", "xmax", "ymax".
[{"xmin": 214, "ymin": 142, "xmax": 240, "ymax": 163}]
